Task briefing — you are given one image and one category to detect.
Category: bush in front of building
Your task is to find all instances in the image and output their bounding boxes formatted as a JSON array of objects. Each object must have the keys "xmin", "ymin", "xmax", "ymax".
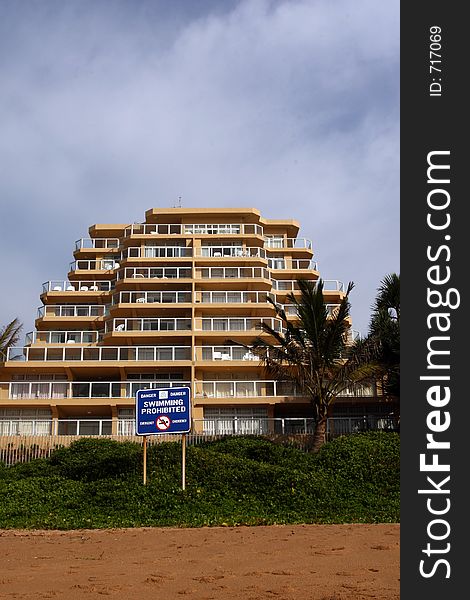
[
  {"xmin": 48, "ymin": 437, "xmax": 142, "ymax": 481},
  {"xmin": 198, "ymin": 435, "xmax": 314, "ymax": 469},
  {"xmin": 314, "ymin": 431, "xmax": 400, "ymax": 488},
  {"xmin": 0, "ymin": 432, "xmax": 399, "ymax": 528}
]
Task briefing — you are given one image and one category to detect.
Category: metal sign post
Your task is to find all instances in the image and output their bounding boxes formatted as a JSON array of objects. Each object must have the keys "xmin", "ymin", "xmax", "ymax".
[
  {"xmin": 182, "ymin": 433, "xmax": 186, "ymax": 491},
  {"xmin": 143, "ymin": 435, "xmax": 147, "ymax": 486},
  {"xmin": 135, "ymin": 386, "xmax": 191, "ymax": 487}
]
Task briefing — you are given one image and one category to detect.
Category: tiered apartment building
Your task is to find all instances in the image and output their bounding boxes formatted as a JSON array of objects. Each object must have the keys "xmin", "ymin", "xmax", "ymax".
[{"xmin": 0, "ymin": 208, "xmax": 390, "ymax": 437}]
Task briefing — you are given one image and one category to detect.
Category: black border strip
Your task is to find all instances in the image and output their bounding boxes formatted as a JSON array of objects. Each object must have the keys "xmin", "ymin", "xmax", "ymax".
[{"xmin": 401, "ymin": 3, "xmax": 466, "ymax": 597}]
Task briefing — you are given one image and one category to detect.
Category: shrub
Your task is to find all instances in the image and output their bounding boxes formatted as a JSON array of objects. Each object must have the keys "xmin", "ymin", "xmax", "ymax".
[
  {"xmin": 201, "ymin": 435, "xmax": 314, "ymax": 470},
  {"xmin": 314, "ymin": 432, "xmax": 400, "ymax": 488},
  {"xmin": 6, "ymin": 458, "xmax": 56, "ymax": 479},
  {"xmin": 0, "ymin": 433, "xmax": 400, "ymax": 528},
  {"xmin": 49, "ymin": 438, "xmax": 142, "ymax": 481}
]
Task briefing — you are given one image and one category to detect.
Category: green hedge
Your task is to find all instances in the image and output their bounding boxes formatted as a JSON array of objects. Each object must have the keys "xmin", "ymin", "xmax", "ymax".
[{"xmin": 0, "ymin": 432, "xmax": 399, "ymax": 529}]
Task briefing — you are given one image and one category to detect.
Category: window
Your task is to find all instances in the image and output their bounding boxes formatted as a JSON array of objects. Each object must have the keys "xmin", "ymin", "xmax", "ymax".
[{"xmin": 203, "ymin": 407, "xmax": 268, "ymax": 435}]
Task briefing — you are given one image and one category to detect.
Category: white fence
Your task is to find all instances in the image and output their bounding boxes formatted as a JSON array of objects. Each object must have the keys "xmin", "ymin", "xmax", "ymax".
[{"xmin": 0, "ymin": 417, "xmax": 399, "ymax": 465}]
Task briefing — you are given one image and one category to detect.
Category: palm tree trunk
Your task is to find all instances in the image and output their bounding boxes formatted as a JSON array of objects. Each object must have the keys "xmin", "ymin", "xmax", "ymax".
[{"xmin": 312, "ymin": 417, "xmax": 327, "ymax": 452}]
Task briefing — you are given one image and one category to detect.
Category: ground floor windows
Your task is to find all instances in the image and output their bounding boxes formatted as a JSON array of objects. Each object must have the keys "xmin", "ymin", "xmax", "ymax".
[
  {"xmin": 0, "ymin": 408, "xmax": 52, "ymax": 435},
  {"xmin": 203, "ymin": 407, "xmax": 269, "ymax": 435}
]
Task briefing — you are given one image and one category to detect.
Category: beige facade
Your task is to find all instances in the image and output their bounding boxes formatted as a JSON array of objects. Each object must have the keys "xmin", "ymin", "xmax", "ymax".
[{"xmin": 1, "ymin": 207, "xmax": 380, "ymax": 437}]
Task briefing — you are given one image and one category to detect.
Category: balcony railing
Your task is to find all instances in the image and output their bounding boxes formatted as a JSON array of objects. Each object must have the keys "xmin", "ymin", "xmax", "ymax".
[
  {"xmin": 195, "ymin": 317, "xmax": 282, "ymax": 333},
  {"xmin": 42, "ymin": 281, "xmax": 112, "ymax": 293},
  {"xmin": 347, "ymin": 329, "xmax": 361, "ymax": 342},
  {"xmin": 0, "ymin": 416, "xmax": 398, "ymax": 438},
  {"xmin": 194, "ymin": 346, "xmax": 259, "ymax": 361},
  {"xmin": 74, "ymin": 238, "xmax": 120, "ymax": 250},
  {"xmin": 264, "ymin": 237, "xmax": 313, "ymax": 250},
  {"xmin": 6, "ymin": 346, "xmax": 192, "ymax": 362},
  {"xmin": 112, "ymin": 291, "xmax": 192, "ymax": 304},
  {"xmin": 282, "ymin": 303, "xmax": 340, "ymax": 316},
  {"xmin": 124, "ymin": 224, "xmax": 183, "ymax": 236},
  {"xmin": 195, "ymin": 380, "xmax": 304, "ymax": 398},
  {"xmin": 337, "ymin": 384, "xmax": 375, "ymax": 397},
  {"xmin": 184, "ymin": 224, "xmax": 263, "ymax": 236},
  {"xmin": 201, "ymin": 418, "xmax": 316, "ymax": 436},
  {"xmin": 194, "ymin": 247, "xmax": 266, "ymax": 259},
  {"xmin": 69, "ymin": 259, "xmax": 120, "ymax": 271},
  {"xmin": 25, "ymin": 330, "xmax": 101, "ymax": 345},
  {"xmin": 196, "ymin": 267, "xmax": 270, "ymax": 279},
  {"xmin": 268, "ymin": 259, "xmax": 318, "ymax": 270},
  {"xmin": 196, "ymin": 291, "xmax": 274, "ymax": 304},
  {"xmin": 8, "ymin": 380, "xmax": 191, "ymax": 400},
  {"xmin": 37, "ymin": 305, "xmax": 108, "ymax": 318},
  {"xmin": 119, "ymin": 267, "xmax": 192, "ymax": 280},
  {"xmin": 272, "ymin": 279, "xmax": 343, "ymax": 292},
  {"xmin": 124, "ymin": 223, "xmax": 264, "ymax": 236},
  {"xmin": 106, "ymin": 318, "xmax": 192, "ymax": 333},
  {"xmin": 124, "ymin": 246, "xmax": 192, "ymax": 259}
]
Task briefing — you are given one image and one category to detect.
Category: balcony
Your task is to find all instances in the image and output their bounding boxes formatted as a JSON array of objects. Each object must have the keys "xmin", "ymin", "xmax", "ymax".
[
  {"xmin": 195, "ymin": 380, "xmax": 304, "ymax": 399},
  {"xmin": 37, "ymin": 305, "xmax": 108, "ymax": 318},
  {"xmin": 184, "ymin": 224, "xmax": 263, "ymax": 236},
  {"xmin": 196, "ymin": 267, "xmax": 270, "ymax": 279},
  {"xmin": 268, "ymin": 259, "xmax": 318, "ymax": 271},
  {"xmin": 25, "ymin": 330, "xmax": 101, "ymax": 345},
  {"xmin": 272, "ymin": 279, "xmax": 344, "ymax": 292},
  {"xmin": 69, "ymin": 259, "xmax": 120, "ymax": 271},
  {"xmin": 0, "ymin": 416, "xmax": 397, "ymax": 438},
  {"xmin": 195, "ymin": 346, "xmax": 259, "ymax": 362},
  {"xmin": 42, "ymin": 280, "xmax": 112, "ymax": 293},
  {"xmin": 196, "ymin": 291, "xmax": 274, "ymax": 304},
  {"xmin": 202, "ymin": 417, "xmax": 316, "ymax": 436},
  {"xmin": 282, "ymin": 303, "xmax": 340, "ymax": 317},
  {"xmin": 264, "ymin": 237, "xmax": 313, "ymax": 250},
  {"xmin": 124, "ymin": 223, "xmax": 182, "ymax": 236},
  {"xmin": 194, "ymin": 247, "xmax": 266, "ymax": 259},
  {"xmin": 123, "ymin": 246, "xmax": 193, "ymax": 259},
  {"xmin": 347, "ymin": 329, "xmax": 361, "ymax": 343},
  {"xmin": 123, "ymin": 223, "xmax": 264, "ymax": 236},
  {"xmin": 118, "ymin": 267, "xmax": 192, "ymax": 280},
  {"xmin": 74, "ymin": 238, "xmax": 120, "ymax": 250},
  {"xmin": 7, "ymin": 380, "xmax": 191, "ymax": 400},
  {"xmin": 5, "ymin": 346, "xmax": 192, "ymax": 363},
  {"xmin": 195, "ymin": 317, "xmax": 282, "ymax": 333},
  {"xmin": 337, "ymin": 384, "xmax": 375, "ymax": 397},
  {"xmin": 112, "ymin": 291, "xmax": 192, "ymax": 304},
  {"xmin": 105, "ymin": 318, "xmax": 192, "ymax": 333}
]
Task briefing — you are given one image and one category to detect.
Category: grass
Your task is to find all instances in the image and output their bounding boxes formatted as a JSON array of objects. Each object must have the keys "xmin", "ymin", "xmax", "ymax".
[{"xmin": 0, "ymin": 432, "xmax": 399, "ymax": 529}]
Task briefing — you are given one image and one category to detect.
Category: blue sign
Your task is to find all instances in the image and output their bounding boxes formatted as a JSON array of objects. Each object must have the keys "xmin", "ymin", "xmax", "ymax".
[{"xmin": 135, "ymin": 386, "xmax": 191, "ymax": 436}]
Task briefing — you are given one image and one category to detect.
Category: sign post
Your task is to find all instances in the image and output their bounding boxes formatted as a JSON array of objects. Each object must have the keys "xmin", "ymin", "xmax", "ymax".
[
  {"xmin": 182, "ymin": 433, "xmax": 186, "ymax": 491},
  {"xmin": 143, "ymin": 435, "xmax": 147, "ymax": 486},
  {"xmin": 135, "ymin": 386, "xmax": 191, "ymax": 487}
]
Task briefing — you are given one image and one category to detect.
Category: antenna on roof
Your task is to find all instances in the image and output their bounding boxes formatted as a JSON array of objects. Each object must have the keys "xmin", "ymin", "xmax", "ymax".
[{"xmin": 173, "ymin": 196, "xmax": 182, "ymax": 208}]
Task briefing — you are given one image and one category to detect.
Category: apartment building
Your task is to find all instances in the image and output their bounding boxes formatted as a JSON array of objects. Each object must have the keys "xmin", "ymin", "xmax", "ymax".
[{"xmin": 0, "ymin": 207, "xmax": 388, "ymax": 437}]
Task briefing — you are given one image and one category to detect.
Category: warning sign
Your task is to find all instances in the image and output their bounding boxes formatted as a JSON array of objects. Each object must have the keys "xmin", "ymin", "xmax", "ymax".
[{"xmin": 135, "ymin": 386, "xmax": 191, "ymax": 436}]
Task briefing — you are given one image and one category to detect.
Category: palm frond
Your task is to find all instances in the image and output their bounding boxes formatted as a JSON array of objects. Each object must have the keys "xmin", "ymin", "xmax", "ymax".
[{"xmin": 0, "ymin": 318, "xmax": 23, "ymax": 361}]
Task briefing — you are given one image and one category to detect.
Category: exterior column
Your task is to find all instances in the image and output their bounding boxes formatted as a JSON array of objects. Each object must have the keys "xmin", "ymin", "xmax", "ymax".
[
  {"xmin": 50, "ymin": 405, "xmax": 59, "ymax": 436},
  {"xmin": 111, "ymin": 405, "xmax": 118, "ymax": 436},
  {"xmin": 192, "ymin": 405, "xmax": 204, "ymax": 433}
]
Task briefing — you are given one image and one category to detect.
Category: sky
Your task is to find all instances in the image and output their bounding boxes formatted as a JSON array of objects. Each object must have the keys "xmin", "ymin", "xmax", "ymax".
[{"xmin": 0, "ymin": 0, "xmax": 399, "ymax": 340}]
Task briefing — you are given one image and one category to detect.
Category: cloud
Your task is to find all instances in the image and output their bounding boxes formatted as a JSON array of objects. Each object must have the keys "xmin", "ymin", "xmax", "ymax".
[{"xmin": 0, "ymin": 0, "xmax": 399, "ymax": 335}]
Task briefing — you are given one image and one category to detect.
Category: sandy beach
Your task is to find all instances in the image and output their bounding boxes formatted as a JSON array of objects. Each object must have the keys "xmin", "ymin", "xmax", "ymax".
[{"xmin": 0, "ymin": 523, "xmax": 399, "ymax": 599}]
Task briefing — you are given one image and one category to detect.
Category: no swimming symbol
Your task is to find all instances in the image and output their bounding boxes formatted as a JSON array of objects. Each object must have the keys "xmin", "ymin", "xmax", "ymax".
[{"xmin": 156, "ymin": 415, "xmax": 171, "ymax": 431}]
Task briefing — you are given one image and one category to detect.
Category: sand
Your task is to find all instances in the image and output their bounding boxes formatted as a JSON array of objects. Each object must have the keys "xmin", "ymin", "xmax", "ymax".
[{"xmin": 0, "ymin": 524, "xmax": 399, "ymax": 599}]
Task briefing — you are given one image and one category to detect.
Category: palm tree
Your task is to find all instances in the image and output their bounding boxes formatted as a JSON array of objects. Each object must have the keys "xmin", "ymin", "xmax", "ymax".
[
  {"xmin": 0, "ymin": 318, "xmax": 22, "ymax": 362},
  {"xmin": 244, "ymin": 279, "xmax": 380, "ymax": 452},
  {"xmin": 368, "ymin": 273, "xmax": 400, "ymax": 399}
]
